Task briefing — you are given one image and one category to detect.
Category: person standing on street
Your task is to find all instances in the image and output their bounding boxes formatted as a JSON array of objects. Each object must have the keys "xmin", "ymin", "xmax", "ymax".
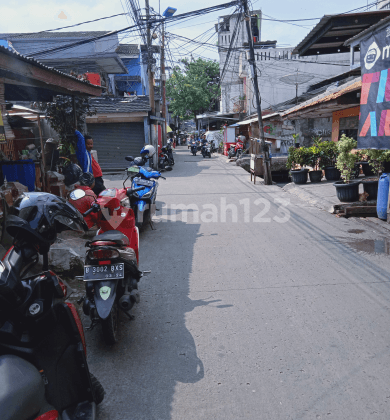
[{"xmin": 75, "ymin": 130, "xmax": 106, "ymax": 196}]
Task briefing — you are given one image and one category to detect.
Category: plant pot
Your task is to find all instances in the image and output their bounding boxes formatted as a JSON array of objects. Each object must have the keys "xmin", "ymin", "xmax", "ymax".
[
  {"xmin": 324, "ymin": 166, "xmax": 341, "ymax": 181},
  {"xmin": 383, "ymin": 161, "xmax": 390, "ymax": 173},
  {"xmin": 362, "ymin": 178, "xmax": 379, "ymax": 201},
  {"xmin": 309, "ymin": 170, "xmax": 322, "ymax": 183},
  {"xmin": 290, "ymin": 169, "xmax": 307, "ymax": 184},
  {"xmin": 361, "ymin": 161, "xmax": 375, "ymax": 177},
  {"xmin": 333, "ymin": 180, "xmax": 360, "ymax": 202}
]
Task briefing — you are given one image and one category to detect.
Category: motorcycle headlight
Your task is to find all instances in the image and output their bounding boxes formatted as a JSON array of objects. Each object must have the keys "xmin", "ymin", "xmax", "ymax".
[{"xmin": 142, "ymin": 189, "xmax": 153, "ymax": 199}]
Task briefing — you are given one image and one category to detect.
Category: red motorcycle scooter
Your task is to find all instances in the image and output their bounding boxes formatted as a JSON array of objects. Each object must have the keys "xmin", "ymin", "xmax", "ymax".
[
  {"xmin": 228, "ymin": 138, "xmax": 244, "ymax": 159},
  {"xmin": 70, "ymin": 167, "xmax": 146, "ymax": 344}
]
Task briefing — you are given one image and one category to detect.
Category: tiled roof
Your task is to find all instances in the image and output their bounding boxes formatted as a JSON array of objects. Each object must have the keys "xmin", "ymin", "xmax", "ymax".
[
  {"xmin": 0, "ymin": 44, "xmax": 99, "ymax": 87},
  {"xmin": 89, "ymin": 96, "xmax": 151, "ymax": 113},
  {"xmin": 116, "ymin": 44, "xmax": 139, "ymax": 55},
  {"xmin": 281, "ymin": 77, "xmax": 362, "ymax": 117},
  {"xmin": 0, "ymin": 31, "xmax": 109, "ymax": 40}
]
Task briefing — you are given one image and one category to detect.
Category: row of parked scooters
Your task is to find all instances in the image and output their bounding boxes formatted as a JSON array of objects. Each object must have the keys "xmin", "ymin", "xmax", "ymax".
[
  {"xmin": 189, "ymin": 137, "xmax": 217, "ymax": 158},
  {"xmin": 0, "ymin": 146, "xmax": 165, "ymax": 419}
]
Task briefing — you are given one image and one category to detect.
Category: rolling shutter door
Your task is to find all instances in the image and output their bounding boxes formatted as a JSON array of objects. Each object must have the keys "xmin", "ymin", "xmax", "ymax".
[{"xmin": 87, "ymin": 122, "xmax": 145, "ymax": 172}]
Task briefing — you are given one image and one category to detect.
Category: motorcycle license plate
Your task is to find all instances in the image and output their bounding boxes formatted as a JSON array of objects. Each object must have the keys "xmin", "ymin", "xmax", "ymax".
[{"xmin": 84, "ymin": 263, "xmax": 125, "ymax": 281}]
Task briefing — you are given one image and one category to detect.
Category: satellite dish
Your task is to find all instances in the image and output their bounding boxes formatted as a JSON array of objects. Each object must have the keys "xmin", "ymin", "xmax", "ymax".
[{"xmin": 280, "ymin": 71, "xmax": 314, "ymax": 104}]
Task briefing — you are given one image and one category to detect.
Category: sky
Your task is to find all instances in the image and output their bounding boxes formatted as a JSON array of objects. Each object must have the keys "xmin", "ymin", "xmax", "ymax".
[{"xmin": 0, "ymin": 0, "xmax": 380, "ymax": 64}]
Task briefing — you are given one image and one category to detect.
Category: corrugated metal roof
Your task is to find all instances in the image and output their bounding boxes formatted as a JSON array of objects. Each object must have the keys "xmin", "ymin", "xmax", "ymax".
[
  {"xmin": 89, "ymin": 96, "xmax": 151, "ymax": 113},
  {"xmin": 281, "ymin": 77, "xmax": 361, "ymax": 117},
  {"xmin": 0, "ymin": 31, "xmax": 109, "ymax": 40},
  {"xmin": 293, "ymin": 11, "xmax": 390, "ymax": 56},
  {"xmin": 116, "ymin": 44, "xmax": 139, "ymax": 55},
  {"xmin": 345, "ymin": 15, "xmax": 390, "ymax": 46},
  {"xmin": 0, "ymin": 44, "xmax": 100, "ymax": 88}
]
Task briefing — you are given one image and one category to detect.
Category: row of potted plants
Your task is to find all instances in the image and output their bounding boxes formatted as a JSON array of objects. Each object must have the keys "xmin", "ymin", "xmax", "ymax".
[
  {"xmin": 286, "ymin": 137, "xmax": 340, "ymax": 184},
  {"xmin": 334, "ymin": 136, "xmax": 390, "ymax": 202},
  {"xmin": 286, "ymin": 135, "xmax": 390, "ymax": 202}
]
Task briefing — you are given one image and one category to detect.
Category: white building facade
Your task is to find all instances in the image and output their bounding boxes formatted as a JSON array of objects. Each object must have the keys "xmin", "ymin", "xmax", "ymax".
[{"xmin": 217, "ymin": 13, "xmax": 359, "ymax": 115}]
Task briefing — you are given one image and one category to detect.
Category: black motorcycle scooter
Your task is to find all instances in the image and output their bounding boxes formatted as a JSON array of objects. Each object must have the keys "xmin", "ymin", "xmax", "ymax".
[{"xmin": 0, "ymin": 192, "xmax": 104, "ymax": 420}]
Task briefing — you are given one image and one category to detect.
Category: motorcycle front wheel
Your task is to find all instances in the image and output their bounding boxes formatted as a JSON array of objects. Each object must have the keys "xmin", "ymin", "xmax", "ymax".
[{"xmin": 101, "ymin": 302, "xmax": 119, "ymax": 345}]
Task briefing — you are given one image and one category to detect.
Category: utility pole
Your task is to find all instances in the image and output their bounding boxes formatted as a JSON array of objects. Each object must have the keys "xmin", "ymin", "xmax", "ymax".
[
  {"xmin": 242, "ymin": 0, "xmax": 272, "ymax": 185},
  {"xmin": 146, "ymin": 0, "xmax": 155, "ymax": 114},
  {"xmin": 160, "ymin": 22, "xmax": 167, "ymax": 145}
]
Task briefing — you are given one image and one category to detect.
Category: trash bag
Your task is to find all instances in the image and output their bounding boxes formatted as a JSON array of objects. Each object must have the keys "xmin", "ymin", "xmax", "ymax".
[{"xmin": 63, "ymin": 163, "xmax": 82, "ymax": 186}]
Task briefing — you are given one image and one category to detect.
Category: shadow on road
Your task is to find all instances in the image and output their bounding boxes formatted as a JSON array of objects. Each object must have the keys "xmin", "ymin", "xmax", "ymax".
[{"xmin": 85, "ymin": 209, "xmax": 216, "ymax": 419}]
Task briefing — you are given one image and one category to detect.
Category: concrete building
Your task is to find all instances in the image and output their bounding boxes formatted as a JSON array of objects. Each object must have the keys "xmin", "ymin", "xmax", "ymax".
[
  {"xmin": 216, "ymin": 12, "xmax": 358, "ymax": 116},
  {"xmin": 378, "ymin": 0, "xmax": 390, "ymax": 10},
  {"xmin": 217, "ymin": 10, "xmax": 261, "ymax": 115}
]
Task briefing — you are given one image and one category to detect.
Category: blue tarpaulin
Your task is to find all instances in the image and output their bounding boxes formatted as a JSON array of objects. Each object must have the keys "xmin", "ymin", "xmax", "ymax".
[{"xmin": 1, "ymin": 160, "xmax": 35, "ymax": 192}]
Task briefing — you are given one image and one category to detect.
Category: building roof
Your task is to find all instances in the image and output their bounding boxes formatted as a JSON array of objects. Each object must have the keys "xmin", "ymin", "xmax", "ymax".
[
  {"xmin": 0, "ymin": 31, "xmax": 110, "ymax": 40},
  {"xmin": 0, "ymin": 44, "xmax": 101, "ymax": 92},
  {"xmin": 345, "ymin": 15, "xmax": 390, "ymax": 46},
  {"xmin": 293, "ymin": 10, "xmax": 390, "ymax": 56},
  {"xmin": 281, "ymin": 77, "xmax": 361, "ymax": 119},
  {"xmin": 89, "ymin": 96, "xmax": 151, "ymax": 114},
  {"xmin": 116, "ymin": 44, "xmax": 139, "ymax": 55}
]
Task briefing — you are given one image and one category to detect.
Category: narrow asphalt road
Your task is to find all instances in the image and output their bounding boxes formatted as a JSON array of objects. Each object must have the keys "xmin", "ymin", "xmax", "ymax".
[{"xmin": 87, "ymin": 147, "xmax": 390, "ymax": 420}]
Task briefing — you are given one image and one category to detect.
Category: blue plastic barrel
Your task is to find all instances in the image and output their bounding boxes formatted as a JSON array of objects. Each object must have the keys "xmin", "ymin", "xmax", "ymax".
[{"xmin": 377, "ymin": 173, "xmax": 390, "ymax": 220}]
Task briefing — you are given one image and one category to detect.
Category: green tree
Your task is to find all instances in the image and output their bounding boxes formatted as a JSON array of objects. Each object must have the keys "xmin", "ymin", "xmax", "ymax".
[{"xmin": 166, "ymin": 58, "xmax": 220, "ymax": 121}]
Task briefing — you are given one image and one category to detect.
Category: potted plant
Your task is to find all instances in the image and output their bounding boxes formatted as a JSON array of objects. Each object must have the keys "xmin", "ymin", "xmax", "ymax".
[
  {"xmin": 286, "ymin": 146, "xmax": 308, "ymax": 184},
  {"xmin": 334, "ymin": 135, "xmax": 360, "ymax": 202},
  {"xmin": 362, "ymin": 149, "xmax": 386, "ymax": 200},
  {"xmin": 316, "ymin": 140, "xmax": 340, "ymax": 181},
  {"xmin": 307, "ymin": 145, "xmax": 322, "ymax": 183},
  {"xmin": 292, "ymin": 133, "xmax": 300, "ymax": 148}
]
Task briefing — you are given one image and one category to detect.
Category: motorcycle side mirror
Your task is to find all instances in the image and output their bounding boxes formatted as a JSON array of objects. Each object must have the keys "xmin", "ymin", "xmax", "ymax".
[
  {"xmin": 164, "ymin": 166, "xmax": 173, "ymax": 172},
  {"xmin": 125, "ymin": 156, "xmax": 134, "ymax": 162},
  {"xmin": 69, "ymin": 189, "xmax": 86, "ymax": 200}
]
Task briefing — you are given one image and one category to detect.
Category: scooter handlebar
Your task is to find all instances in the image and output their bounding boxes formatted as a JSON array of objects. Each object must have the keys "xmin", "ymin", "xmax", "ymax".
[
  {"xmin": 83, "ymin": 202, "xmax": 100, "ymax": 217},
  {"xmin": 126, "ymin": 186, "xmax": 146, "ymax": 196}
]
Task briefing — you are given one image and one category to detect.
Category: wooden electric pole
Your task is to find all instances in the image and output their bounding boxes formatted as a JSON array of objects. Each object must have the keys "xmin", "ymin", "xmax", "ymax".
[
  {"xmin": 160, "ymin": 21, "xmax": 167, "ymax": 145},
  {"xmin": 242, "ymin": 0, "xmax": 272, "ymax": 185},
  {"xmin": 145, "ymin": 0, "xmax": 155, "ymax": 114}
]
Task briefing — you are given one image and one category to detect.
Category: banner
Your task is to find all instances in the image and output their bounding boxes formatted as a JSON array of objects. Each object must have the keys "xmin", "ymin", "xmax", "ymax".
[
  {"xmin": 0, "ymin": 109, "xmax": 6, "ymax": 144},
  {"xmin": 358, "ymin": 25, "xmax": 390, "ymax": 149}
]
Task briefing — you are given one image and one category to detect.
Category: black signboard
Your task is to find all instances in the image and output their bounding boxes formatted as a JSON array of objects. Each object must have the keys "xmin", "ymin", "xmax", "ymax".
[{"xmin": 359, "ymin": 25, "xmax": 390, "ymax": 149}]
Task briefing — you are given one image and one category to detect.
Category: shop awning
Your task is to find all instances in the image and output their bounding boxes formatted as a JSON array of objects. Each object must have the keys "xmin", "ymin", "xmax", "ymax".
[
  {"xmin": 0, "ymin": 45, "xmax": 102, "ymax": 101},
  {"xmin": 293, "ymin": 10, "xmax": 390, "ymax": 56},
  {"xmin": 281, "ymin": 77, "xmax": 361, "ymax": 120}
]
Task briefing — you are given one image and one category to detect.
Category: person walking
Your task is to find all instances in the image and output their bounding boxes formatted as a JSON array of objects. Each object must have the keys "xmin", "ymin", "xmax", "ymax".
[{"xmin": 75, "ymin": 130, "xmax": 106, "ymax": 196}]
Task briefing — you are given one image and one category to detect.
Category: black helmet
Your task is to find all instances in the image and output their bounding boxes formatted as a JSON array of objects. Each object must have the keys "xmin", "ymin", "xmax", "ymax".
[
  {"xmin": 63, "ymin": 163, "xmax": 82, "ymax": 186},
  {"xmin": 79, "ymin": 172, "xmax": 95, "ymax": 187},
  {"xmin": 6, "ymin": 192, "xmax": 88, "ymax": 246},
  {"xmin": 133, "ymin": 157, "xmax": 144, "ymax": 166}
]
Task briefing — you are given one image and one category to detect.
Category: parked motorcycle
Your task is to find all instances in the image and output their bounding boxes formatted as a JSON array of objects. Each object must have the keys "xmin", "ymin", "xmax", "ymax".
[
  {"xmin": 201, "ymin": 142, "xmax": 212, "ymax": 158},
  {"xmin": 0, "ymin": 192, "xmax": 104, "ymax": 420},
  {"xmin": 165, "ymin": 140, "xmax": 175, "ymax": 165},
  {"xmin": 125, "ymin": 156, "xmax": 166, "ymax": 230},
  {"xmin": 70, "ymin": 179, "xmax": 145, "ymax": 345},
  {"xmin": 158, "ymin": 148, "xmax": 170, "ymax": 171},
  {"xmin": 228, "ymin": 139, "xmax": 244, "ymax": 159}
]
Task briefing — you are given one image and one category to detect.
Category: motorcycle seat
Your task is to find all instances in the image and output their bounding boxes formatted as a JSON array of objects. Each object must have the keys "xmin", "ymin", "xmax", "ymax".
[
  {"xmin": 0, "ymin": 355, "xmax": 45, "ymax": 420},
  {"xmin": 91, "ymin": 230, "xmax": 130, "ymax": 246}
]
